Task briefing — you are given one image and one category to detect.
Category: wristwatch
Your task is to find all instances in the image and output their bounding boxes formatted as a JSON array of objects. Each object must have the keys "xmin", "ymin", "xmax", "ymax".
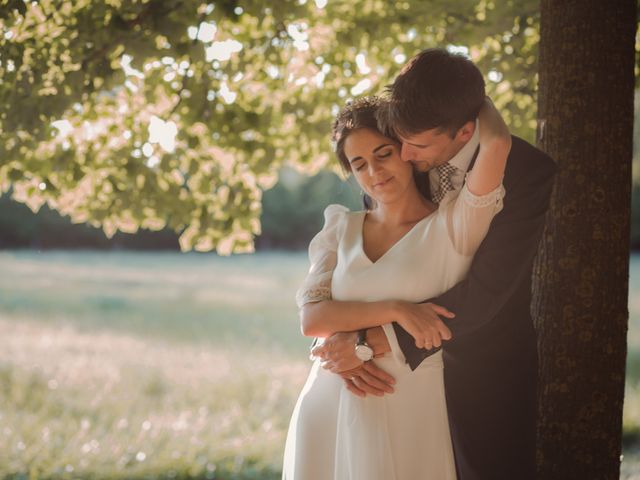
[{"xmin": 355, "ymin": 329, "xmax": 374, "ymax": 362}]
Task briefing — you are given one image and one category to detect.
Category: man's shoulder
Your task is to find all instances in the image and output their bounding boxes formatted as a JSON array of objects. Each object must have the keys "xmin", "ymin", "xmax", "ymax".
[{"xmin": 506, "ymin": 135, "xmax": 557, "ymax": 179}]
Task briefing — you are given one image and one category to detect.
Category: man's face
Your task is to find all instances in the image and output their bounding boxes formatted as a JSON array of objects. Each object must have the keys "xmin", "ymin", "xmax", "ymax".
[{"xmin": 398, "ymin": 124, "xmax": 470, "ymax": 172}]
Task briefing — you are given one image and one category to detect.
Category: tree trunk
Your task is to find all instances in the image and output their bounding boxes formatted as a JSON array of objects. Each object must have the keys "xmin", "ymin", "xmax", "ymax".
[{"xmin": 534, "ymin": 1, "xmax": 636, "ymax": 478}]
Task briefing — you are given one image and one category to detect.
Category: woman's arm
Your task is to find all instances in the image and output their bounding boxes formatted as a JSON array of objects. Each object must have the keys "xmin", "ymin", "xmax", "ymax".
[
  {"xmin": 300, "ymin": 300, "xmax": 394, "ymax": 337},
  {"xmin": 301, "ymin": 299, "xmax": 454, "ymax": 349},
  {"xmin": 465, "ymin": 98, "xmax": 511, "ymax": 196},
  {"xmin": 444, "ymin": 98, "xmax": 509, "ymax": 256}
]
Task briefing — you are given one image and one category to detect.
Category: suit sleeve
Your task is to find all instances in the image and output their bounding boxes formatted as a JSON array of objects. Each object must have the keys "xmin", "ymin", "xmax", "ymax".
[{"xmin": 393, "ymin": 151, "xmax": 557, "ymax": 370}]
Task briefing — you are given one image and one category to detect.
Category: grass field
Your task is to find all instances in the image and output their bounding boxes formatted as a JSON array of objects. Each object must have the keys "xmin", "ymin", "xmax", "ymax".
[{"xmin": 0, "ymin": 250, "xmax": 638, "ymax": 479}]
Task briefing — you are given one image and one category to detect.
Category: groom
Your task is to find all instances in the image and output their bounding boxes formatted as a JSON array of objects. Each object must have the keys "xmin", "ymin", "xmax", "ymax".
[{"xmin": 313, "ymin": 48, "xmax": 556, "ymax": 480}]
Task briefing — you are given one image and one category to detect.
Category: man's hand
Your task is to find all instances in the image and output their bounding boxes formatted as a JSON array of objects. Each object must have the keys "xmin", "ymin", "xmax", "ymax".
[
  {"xmin": 311, "ymin": 331, "xmax": 395, "ymax": 396},
  {"xmin": 339, "ymin": 362, "xmax": 396, "ymax": 397}
]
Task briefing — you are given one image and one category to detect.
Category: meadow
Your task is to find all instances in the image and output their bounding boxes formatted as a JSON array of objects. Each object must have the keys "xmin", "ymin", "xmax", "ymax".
[{"xmin": 0, "ymin": 250, "xmax": 638, "ymax": 479}]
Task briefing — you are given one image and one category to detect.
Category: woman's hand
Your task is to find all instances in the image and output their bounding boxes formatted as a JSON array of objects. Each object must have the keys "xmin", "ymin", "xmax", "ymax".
[
  {"xmin": 478, "ymin": 97, "xmax": 511, "ymax": 149},
  {"xmin": 392, "ymin": 301, "xmax": 454, "ymax": 350}
]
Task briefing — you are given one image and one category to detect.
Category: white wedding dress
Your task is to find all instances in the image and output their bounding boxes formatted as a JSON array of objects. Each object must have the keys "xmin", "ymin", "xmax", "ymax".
[{"xmin": 282, "ymin": 182, "xmax": 505, "ymax": 480}]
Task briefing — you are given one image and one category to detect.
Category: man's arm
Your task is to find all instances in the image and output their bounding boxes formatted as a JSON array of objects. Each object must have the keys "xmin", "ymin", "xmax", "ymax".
[
  {"xmin": 303, "ymin": 298, "xmax": 453, "ymax": 347},
  {"xmin": 393, "ymin": 149, "xmax": 557, "ymax": 369}
]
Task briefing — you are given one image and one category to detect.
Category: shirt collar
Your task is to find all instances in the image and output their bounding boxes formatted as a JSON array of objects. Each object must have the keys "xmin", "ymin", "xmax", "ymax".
[{"xmin": 447, "ymin": 118, "xmax": 480, "ymax": 172}]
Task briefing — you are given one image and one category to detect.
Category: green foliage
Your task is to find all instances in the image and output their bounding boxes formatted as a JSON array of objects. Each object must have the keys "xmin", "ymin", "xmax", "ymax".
[{"xmin": 0, "ymin": 0, "xmax": 540, "ymax": 253}]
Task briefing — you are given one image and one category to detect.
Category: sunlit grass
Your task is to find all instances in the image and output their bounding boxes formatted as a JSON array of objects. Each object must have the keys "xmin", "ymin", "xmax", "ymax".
[
  {"xmin": 0, "ymin": 250, "xmax": 638, "ymax": 478},
  {"xmin": 0, "ymin": 316, "xmax": 308, "ymax": 479},
  {"xmin": 622, "ymin": 257, "xmax": 640, "ymax": 479},
  {"xmin": 0, "ymin": 251, "xmax": 309, "ymax": 354},
  {"xmin": 0, "ymin": 251, "xmax": 311, "ymax": 479}
]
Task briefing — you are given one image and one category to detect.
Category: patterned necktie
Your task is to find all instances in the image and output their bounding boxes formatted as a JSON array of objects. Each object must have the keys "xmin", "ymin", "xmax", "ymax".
[{"xmin": 433, "ymin": 163, "xmax": 458, "ymax": 204}]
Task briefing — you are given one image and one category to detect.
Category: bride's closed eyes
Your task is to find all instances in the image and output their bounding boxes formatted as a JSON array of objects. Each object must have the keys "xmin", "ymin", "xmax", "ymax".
[{"xmin": 351, "ymin": 147, "xmax": 395, "ymax": 172}]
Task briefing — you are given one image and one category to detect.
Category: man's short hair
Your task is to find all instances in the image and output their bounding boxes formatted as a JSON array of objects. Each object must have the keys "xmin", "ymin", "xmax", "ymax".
[{"xmin": 377, "ymin": 48, "xmax": 486, "ymax": 138}]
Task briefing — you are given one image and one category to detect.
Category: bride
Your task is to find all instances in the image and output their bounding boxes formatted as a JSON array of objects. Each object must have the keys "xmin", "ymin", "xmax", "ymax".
[{"xmin": 282, "ymin": 96, "xmax": 511, "ymax": 479}]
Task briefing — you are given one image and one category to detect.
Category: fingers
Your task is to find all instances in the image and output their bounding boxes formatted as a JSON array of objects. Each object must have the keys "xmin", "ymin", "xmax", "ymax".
[
  {"xmin": 413, "ymin": 326, "xmax": 446, "ymax": 350},
  {"xmin": 320, "ymin": 360, "xmax": 335, "ymax": 371},
  {"xmin": 410, "ymin": 322, "xmax": 443, "ymax": 349},
  {"xmin": 310, "ymin": 344, "xmax": 327, "ymax": 360},
  {"xmin": 356, "ymin": 369, "xmax": 393, "ymax": 394},
  {"xmin": 351, "ymin": 374, "xmax": 386, "ymax": 397},
  {"xmin": 427, "ymin": 303, "xmax": 456, "ymax": 319},
  {"xmin": 340, "ymin": 363, "xmax": 396, "ymax": 397},
  {"xmin": 415, "ymin": 336, "xmax": 437, "ymax": 350},
  {"xmin": 321, "ymin": 356, "xmax": 362, "ymax": 374},
  {"xmin": 362, "ymin": 362, "xmax": 396, "ymax": 390},
  {"xmin": 397, "ymin": 301, "xmax": 456, "ymax": 350},
  {"xmin": 321, "ymin": 359, "xmax": 347, "ymax": 373},
  {"xmin": 343, "ymin": 378, "xmax": 366, "ymax": 397},
  {"xmin": 415, "ymin": 303, "xmax": 455, "ymax": 348},
  {"xmin": 436, "ymin": 321, "xmax": 452, "ymax": 341}
]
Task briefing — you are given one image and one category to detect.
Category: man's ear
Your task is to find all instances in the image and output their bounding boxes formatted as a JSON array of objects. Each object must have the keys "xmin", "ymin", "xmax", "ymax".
[{"xmin": 455, "ymin": 120, "xmax": 476, "ymax": 143}]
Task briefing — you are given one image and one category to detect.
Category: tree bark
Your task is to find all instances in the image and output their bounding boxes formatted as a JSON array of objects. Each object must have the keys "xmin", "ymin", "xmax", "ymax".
[{"xmin": 534, "ymin": 1, "xmax": 637, "ymax": 478}]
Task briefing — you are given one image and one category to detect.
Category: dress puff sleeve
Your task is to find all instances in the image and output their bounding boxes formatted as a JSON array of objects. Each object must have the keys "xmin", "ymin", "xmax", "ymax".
[
  {"xmin": 444, "ymin": 178, "xmax": 506, "ymax": 256},
  {"xmin": 295, "ymin": 204, "xmax": 349, "ymax": 309}
]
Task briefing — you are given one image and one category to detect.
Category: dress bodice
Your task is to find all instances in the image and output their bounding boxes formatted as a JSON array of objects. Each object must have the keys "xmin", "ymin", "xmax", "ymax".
[
  {"xmin": 295, "ymin": 182, "xmax": 506, "ymax": 370},
  {"xmin": 332, "ymin": 208, "xmax": 473, "ymax": 305}
]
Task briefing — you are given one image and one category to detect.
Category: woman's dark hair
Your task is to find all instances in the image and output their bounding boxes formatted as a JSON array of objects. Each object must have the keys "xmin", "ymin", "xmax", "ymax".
[
  {"xmin": 332, "ymin": 96, "xmax": 384, "ymax": 172},
  {"xmin": 377, "ymin": 48, "xmax": 485, "ymax": 139},
  {"xmin": 331, "ymin": 96, "xmax": 430, "ymax": 208}
]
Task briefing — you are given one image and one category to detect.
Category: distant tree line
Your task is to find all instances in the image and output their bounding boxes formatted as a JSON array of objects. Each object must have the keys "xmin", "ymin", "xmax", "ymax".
[
  {"xmin": 4, "ymin": 163, "xmax": 640, "ymax": 251},
  {"xmin": 0, "ymin": 167, "xmax": 361, "ymax": 251}
]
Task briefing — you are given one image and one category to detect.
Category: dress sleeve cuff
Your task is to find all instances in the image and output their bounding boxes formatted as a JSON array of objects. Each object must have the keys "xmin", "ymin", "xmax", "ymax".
[
  {"xmin": 460, "ymin": 181, "xmax": 506, "ymax": 209},
  {"xmin": 295, "ymin": 286, "xmax": 332, "ymax": 309}
]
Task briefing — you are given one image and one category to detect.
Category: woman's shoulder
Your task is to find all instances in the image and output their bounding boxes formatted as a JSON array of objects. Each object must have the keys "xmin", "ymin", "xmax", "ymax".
[
  {"xmin": 323, "ymin": 203, "xmax": 350, "ymax": 218},
  {"xmin": 322, "ymin": 204, "xmax": 365, "ymax": 222},
  {"xmin": 321, "ymin": 204, "xmax": 365, "ymax": 240}
]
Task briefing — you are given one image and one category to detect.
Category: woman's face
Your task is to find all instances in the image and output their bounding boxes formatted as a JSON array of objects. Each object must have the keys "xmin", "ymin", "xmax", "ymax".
[{"xmin": 343, "ymin": 128, "xmax": 416, "ymax": 205}]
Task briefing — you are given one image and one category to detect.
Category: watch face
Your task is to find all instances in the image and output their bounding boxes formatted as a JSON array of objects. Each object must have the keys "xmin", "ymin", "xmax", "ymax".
[{"xmin": 355, "ymin": 344, "xmax": 374, "ymax": 361}]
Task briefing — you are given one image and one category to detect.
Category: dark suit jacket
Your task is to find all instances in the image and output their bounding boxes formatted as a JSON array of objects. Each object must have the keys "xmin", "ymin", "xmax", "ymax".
[{"xmin": 393, "ymin": 136, "xmax": 557, "ymax": 480}]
